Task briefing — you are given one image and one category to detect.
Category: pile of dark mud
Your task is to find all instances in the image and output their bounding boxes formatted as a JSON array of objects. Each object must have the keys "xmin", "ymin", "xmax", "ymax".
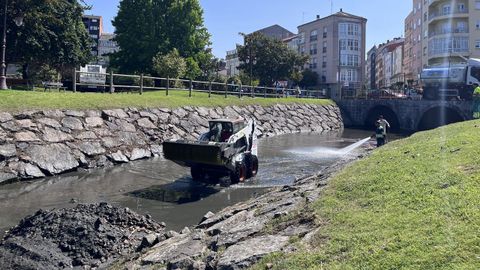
[{"xmin": 0, "ymin": 202, "xmax": 165, "ymax": 270}]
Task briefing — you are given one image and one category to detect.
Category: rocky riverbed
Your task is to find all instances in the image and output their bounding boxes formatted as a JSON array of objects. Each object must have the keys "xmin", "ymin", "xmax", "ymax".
[
  {"xmin": 0, "ymin": 104, "xmax": 342, "ymax": 183},
  {"xmin": 0, "ymin": 148, "xmax": 367, "ymax": 270}
]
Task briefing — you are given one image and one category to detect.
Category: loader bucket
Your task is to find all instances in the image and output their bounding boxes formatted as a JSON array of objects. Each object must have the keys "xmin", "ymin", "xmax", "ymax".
[{"xmin": 163, "ymin": 141, "xmax": 225, "ymax": 167}]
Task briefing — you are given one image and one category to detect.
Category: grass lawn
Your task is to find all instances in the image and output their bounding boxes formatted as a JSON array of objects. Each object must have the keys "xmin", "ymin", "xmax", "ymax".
[
  {"xmin": 253, "ymin": 120, "xmax": 480, "ymax": 269},
  {"xmin": 0, "ymin": 89, "xmax": 333, "ymax": 111}
]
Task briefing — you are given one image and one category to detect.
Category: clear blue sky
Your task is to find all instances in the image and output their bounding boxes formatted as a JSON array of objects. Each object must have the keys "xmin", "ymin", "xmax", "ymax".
[{"xmin": 84, "ymin": 0, "xmax": 412, "ymax": 58}]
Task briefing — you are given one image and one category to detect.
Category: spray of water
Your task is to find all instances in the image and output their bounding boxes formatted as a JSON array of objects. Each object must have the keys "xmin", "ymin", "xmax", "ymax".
[{"xmin": 286, "ymin": 137, "xmax": 371, "ymax": 158}]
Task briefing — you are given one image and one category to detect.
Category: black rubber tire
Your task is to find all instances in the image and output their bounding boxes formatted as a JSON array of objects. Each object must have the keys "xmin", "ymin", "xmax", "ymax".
[
  {"xmin": 249, "ymin": 155, "xmax": 259, "ymax": 178},
  {"xmin": 246, "ymin": 154, "xmax": 259, "ymax": 178},
  {"xmin": 219, "ymin": 176, "xmax": 232, "ymax": 187},
  {"xmin": 191, "ymin": 166, "xmax": 205, "ymax": 181},
  {"xmin": 229, "ymin": 162, "xmax": 247, "ymax": 184}
]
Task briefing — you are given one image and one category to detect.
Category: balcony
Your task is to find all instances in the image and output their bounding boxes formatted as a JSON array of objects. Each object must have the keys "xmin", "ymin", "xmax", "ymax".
[
  {"xmin": 429, "ymin": 10, "xmax": 468, "ymax": 22},
  {"xmin": 428, "ymin": 28, "xmax": 469, "ymax": 38},
  {"xmin": 428, "ymin": 48, "xmax": 469, "ymax": 59}
]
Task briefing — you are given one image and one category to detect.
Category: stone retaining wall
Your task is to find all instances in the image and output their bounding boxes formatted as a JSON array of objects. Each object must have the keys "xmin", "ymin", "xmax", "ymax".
[{"xmin": 0, "ymin": 104, "xmax": 342, "ymax": 183}]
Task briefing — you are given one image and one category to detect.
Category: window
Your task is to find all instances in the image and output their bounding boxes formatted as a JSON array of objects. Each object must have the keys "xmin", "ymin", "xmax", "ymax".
[
  {"xmin": 323, "ymin": 26, "xmax": 328, "ymax": 38},
  {"xmin": 309, "ymin": 57, "xmax": 318, "ymax": 69},
  {"xmin": 310, "ymin": 43, "xmax": 317, "ymax": 55},
  {"xmin": 477, "ymin": 0, "xmax": 480, "ymax": 9},
  {"xmin": 458, "ymin": 3, "xmax": 466, "ymax": 12},
  {"xmin": 476, "ymin": 20, "xmax": 480, "ymax": 29},
  {"xmin": 323, "ymin": 41, "xmax": 327, "ymax": 53},
  {"xmin": 310, "ymin": 30, "xmax": 318, "ymax": 41},
  {"xmin": 476, "ymin": 40, "xmax": 480, "ymax": 49},
  {"xmin": 443, "ymin": 4, "xmax": 451, "ymax": 15},
  {"xmin": 424, "ymin": 12, "xmax": 428, "ymax": 22},
  {"xmin": 298, "ymin": 32, "xmax": 305, "ymax": 44},
  {"xmin": 92, "ymin": 19, "xmax": 98, "ymax": 22}
]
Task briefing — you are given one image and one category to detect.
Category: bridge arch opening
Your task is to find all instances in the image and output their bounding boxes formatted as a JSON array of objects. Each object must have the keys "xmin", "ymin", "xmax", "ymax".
[
  {"xmin": 364, "ymin": 106, "xmax": 400, "ymax": 132},
  {"xmin": 417, "ymin": 106, "xmax": 464, "ymax": 131}
]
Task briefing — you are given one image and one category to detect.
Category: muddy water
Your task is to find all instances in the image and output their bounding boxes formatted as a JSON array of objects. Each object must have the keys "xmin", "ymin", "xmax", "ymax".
[{"xmin": 0, "ymin": 129, "xmax": 396, "ymax": 236}]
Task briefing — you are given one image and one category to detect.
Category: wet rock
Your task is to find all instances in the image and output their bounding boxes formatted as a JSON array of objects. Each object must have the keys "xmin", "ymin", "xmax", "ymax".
[
  {"xmin": 85, "ymin": 117, "xmax": 104, "ymax": 128},
  {"xmin": 216, "ymin": 235, "xmax": 290, "ymax": 270},
  {"xmin": 128, "ymin": 148, "xmax": 151, "ymax": 161},
  {"xmin": 22, "ymin": 163, "xmax": 45, "ymax": 178},
  {"xmin": 103, "ymin": 109, "xmax": 128, "ymax": 119},
  {"xmin": 0, "ymin": 172, "xmax": 16, "ymax": 184},
  {"xmin": 137, "ymin": 118, "xmax": 157, "ymax": 129},
  {"xmin": 181, "ymin": 227, "xmax": 191, "ymax": 234},
  {"xmin": 26, "ymin": 144, "xmax": 79, "ymax": 174},
  {"xmin": 109, "ymin": 151, "xmax": 129, "ymax": 163},
  {"xmin": 78, "ymin": 142, "xmax": 106, "ymax": 156},
  {"xmin": 61, "ymin": 117, "xmax": 83, "ymax": 130},
  {"xmin": 37, "ymin": 118, "xmax": 62, "ymax": 129},
  {"xmin": 0, "ymin": 144, "xmax": 16, "ymax": 158},
  {"xmin": 42, "ymin": 127, "xmax": 73, "ymax": 142},
  {"xmin": 150, "ymin": 144, "xmax": 162, "ymax": 157},
  {"xmin": 14, "ymin": 131, "xmax": 40, "ymax": 142},
  {"xmin": 0, "ymin": 112, "xmax": 13, "ymax": 123}
]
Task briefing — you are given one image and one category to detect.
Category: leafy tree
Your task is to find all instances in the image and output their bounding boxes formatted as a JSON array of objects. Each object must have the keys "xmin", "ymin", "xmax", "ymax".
[
  {"xmin": 5, "ymin": 0, "xmax": 91, "ymax": 80},
  {"xmin": 237, "ymin": 32, "xmax": 308, "ymax": 86},
  {"xmin": 112, "ymin": 0, "xmax": 211, "ymax": 76},
  {"xmin": 152, "ymin": 49, "xmax": 186, "ymax": 79},
  {"xmin": 300, "ymin": 69, "xmax": 318, "ymax": 88}
]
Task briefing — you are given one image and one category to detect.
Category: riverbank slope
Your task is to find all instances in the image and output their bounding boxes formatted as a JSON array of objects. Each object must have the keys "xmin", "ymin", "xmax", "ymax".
[{"xmin": 252, "ymin": 119, "xmax": 480, "ymax": 269}]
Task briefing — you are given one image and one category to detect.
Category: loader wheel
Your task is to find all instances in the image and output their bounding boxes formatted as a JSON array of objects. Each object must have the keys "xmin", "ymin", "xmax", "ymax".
[
  {"xmin": 191, "ymin": 166, "xmax": 205, "ymax": 181},
  {"xmin": 229, "ymin": 162, "xmax": 247, "ymax": 184},
  {"xmin": 247, "ymin": 155, "xmax": 259, "ymax": 178}
]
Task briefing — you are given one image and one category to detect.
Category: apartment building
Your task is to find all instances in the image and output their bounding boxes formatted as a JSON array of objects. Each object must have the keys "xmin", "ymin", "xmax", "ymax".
[
  {"xmin": 404, "ymin": 0, "xmax": 424, "ymax": 85},
  {"xmin": 366, "ymin": 46, "xmax": 377, "ymax": 89},
  {"xmin": 98, "ymin": 33, "xmax": 119, "ymax": 67},
  {"xmin": 375, "ymin": 38, "xmax": 404, "ymax": 88},
  {"xmin": 82, "ymin": 15, "xmax": 103, "ymax": 57},
  {"xmin": 297, "ymin": 10, "xmax": 367, "ymax": 99},
  {"xmin": 226, "ymin": 49, "xmax": 240, "ymax": 77},
  {"xmin": 424, "ymin": 0, "xmax": 480, "ymax": 66}
]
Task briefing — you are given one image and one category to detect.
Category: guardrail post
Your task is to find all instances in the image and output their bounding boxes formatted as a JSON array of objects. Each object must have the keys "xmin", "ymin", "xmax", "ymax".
[
  {"xmin": 73, "ymin": 69, "xmax": 77, "ymax": 93},
  {"xmin": 140, "ymin": 74, "xmax": 144, "ymax": 95},
  {"xmin": 189, "ymin": 79, "xmax": 193, "ymax": 97},
  {"xmin": 239, "ymin": 83, "xmax": 242, "ymax": 98},
  {"xmin": 225, "ymin": 81, "xmax": 228, "ymax": 98},
  {"xmin": 208, "ymin": 81, "xmax": 212, "ymax": 98},
  {"xmin": 264, "ymin": 87, "xmax": 267, "ymax": 98},
  {"xmin": 166, "ymin": 77, "xmax": 169, "ymax": 96},
  {"xmin": 251, "ymin": 86, "xmax": 254, "ymax": 98},
  {"xmin": 109, "ymin": 70, "xmax": 114, "ymax": 94}
]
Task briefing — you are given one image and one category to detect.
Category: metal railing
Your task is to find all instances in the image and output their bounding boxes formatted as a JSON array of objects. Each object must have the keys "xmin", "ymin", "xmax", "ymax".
[{"xmin": 72, "ymin": 70, "xmax": 328, "ymax": 99}]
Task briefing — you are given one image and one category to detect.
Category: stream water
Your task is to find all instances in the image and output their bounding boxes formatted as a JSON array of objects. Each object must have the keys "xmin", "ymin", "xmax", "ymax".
[{"xmin": 0, "ymin": 129, "xmax": 402, "ymax": 236}]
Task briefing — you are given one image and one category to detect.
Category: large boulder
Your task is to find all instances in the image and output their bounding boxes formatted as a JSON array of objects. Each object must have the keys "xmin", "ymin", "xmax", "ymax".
[
  {"xmin": 84, "ymin": 117, "xmax": 104, "ymax": 128},
  {"xmin": 37, "ymin": 118, "xmax": 62, "ymax": 129},
  {"xmin": 25, "ymin": 144, "xmax": 79, "ymax": 175},
  {"xmin": 102, "ymin": 109, "xmax": 128, "ymax": 119}
]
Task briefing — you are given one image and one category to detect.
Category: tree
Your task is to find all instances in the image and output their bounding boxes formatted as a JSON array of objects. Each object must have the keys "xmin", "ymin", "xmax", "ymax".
[
  {"xmin": 152, "ymin": 49, "xmax": 186, "ymax": 79},
  {"xmin": 5, "ymin": 0, "xmax": 91, "ymax": 80},
  {"xmin": 300, "ymin": 69, "xmax": 318, "ymax": 88},
  {"xmin": 237, "ymin": 32, "xmax": 308, "ymax": 86},
  {"xmin": 112, "ymin": 0, "xmax": 211, "ymax": 76}
]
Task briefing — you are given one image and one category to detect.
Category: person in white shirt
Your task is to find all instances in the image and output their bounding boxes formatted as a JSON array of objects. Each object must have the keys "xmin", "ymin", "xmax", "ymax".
[{"xmin": 378, "ymin": 115, "xmax": 390, "ymax": 141}]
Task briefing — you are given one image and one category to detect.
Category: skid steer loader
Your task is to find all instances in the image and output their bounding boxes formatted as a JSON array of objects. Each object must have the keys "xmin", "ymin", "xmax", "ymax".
[{"xmin": 162, "ymin": 119, "xmax": 258, "ymax": 186}]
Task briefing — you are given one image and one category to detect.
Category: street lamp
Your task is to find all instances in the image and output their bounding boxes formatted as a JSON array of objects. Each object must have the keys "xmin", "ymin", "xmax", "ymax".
[{"xmin": 1, "ymin": 0, "xmax": 24, "ymax": 90}]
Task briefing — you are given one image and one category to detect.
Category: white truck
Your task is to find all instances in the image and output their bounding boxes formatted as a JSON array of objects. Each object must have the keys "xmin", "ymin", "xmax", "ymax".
[
  {"xmin": 163, "ymin": 119, "xmax": 258, "ymax": 187},
  {"xmin": 79, "ymin": 64, "xmax": 107, "ymax": 91},
  {"xmin": 421, "ymin": 58, "xmax": 480, "ymax": 100}
]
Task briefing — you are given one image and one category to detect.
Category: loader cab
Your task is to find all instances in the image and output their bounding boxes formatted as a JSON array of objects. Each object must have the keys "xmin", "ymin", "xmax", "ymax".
[{"xmin": 208, "ymin": 119, "xmax": 246, "ymax": 142}]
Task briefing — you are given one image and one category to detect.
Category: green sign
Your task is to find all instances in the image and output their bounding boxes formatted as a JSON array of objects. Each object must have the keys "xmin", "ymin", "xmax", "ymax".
[{"xmin": 474, "ymin": 98, "xmax": 480, "ymax": 119}]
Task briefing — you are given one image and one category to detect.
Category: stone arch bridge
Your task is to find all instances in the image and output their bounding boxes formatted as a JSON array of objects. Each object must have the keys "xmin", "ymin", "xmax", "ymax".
[{"xmin": 337, "ymin": 99, "xmax": 474, "ymax": 132}]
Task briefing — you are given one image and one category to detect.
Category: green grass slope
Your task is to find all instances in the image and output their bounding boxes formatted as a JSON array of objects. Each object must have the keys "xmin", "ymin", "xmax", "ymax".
[
  {"xmin": 0, "ymin": 90, "xmax": 333, "ymax": 111},
  {"xmin": 254, "ymin": 120, "xmax": 480, "ymax": 270}
]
